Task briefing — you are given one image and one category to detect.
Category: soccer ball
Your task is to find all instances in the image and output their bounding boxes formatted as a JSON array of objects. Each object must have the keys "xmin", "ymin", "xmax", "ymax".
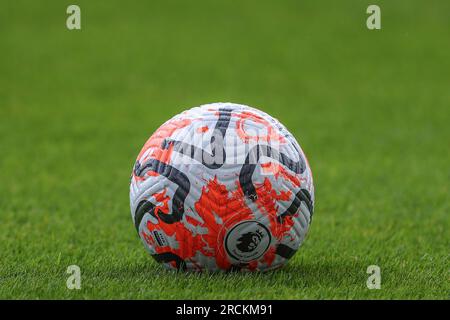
[{"xmin": 130, "ymin": 102, "xmax": 314, "ymax": 271}]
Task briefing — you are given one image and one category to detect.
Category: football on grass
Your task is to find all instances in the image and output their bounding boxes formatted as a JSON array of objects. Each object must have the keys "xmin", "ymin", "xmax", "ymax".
[{"xmin": 130, "ymin": 102, "xmax": 314, "ymax": 271}]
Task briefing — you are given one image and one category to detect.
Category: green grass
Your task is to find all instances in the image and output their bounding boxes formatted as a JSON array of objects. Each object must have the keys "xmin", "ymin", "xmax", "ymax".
[{"xmin": 0, "ymin": 0, "xmax": 449, "ymax": 299}]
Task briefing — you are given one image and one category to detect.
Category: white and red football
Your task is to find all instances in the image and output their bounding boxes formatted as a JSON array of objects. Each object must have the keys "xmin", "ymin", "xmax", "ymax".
[{"xmin": 130, "ymin": 102, "xmax": 314, "ymax": 271}]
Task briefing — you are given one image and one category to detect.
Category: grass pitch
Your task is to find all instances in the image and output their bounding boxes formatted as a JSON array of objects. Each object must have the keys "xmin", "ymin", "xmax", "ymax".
[{"xmin": 0, "ymin": 0, "xmax": 448, "ymax": 299}]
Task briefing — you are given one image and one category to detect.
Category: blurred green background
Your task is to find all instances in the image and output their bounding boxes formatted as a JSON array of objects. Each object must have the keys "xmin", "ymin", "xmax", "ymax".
[{"xmin": 0, "ymin": 0, "xmax": 448, "ymax": 299}]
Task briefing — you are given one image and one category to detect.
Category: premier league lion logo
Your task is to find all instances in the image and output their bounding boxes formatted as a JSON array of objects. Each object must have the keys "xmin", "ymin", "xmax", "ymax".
[{"xmin": 236, "ymin": 230, "xmax": 264, "ymax": 252}]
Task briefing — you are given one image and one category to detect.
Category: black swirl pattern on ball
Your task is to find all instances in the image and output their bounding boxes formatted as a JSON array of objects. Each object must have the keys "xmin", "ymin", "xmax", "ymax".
[
  {"xmin": 238, "ymin": 144, "xmax": 306, "ymax": 201},
  {"xmin": 161, "ymin": 108, "xmax": 233, "ymax": 169},
  {"xmin": 277, "ymin": 188, "xmax": 314, "ymax": 223},
  {"xmin": 133, "ymin": 159, "xmax": 190, "ymax": 226}
]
